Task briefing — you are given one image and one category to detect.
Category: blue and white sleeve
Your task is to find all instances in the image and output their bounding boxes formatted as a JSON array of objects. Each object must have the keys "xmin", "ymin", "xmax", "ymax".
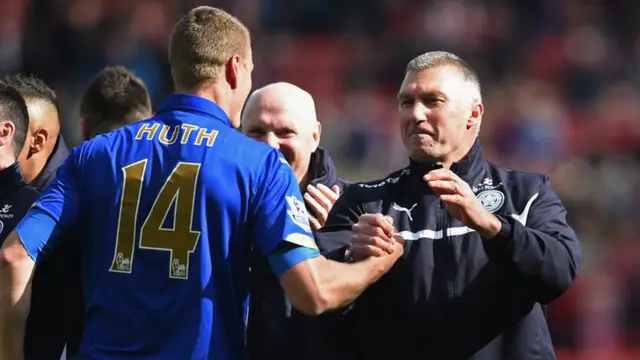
[
  {"xmin": 15, "ymin": 149, "xmax": 83, "ymax": 263},
  {"xmin": 251, "ymin": 150, "xmax": 321, "ymax": 278}
]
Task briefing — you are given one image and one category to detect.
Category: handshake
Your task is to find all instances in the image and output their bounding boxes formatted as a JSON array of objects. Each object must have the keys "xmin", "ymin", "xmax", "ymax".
[{"xmin": 348, "ymin": 214, "xmax": 406, "ymax": 262}]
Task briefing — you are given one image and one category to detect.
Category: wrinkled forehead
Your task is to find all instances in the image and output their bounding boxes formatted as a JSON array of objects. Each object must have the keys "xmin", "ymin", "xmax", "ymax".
[{"xmin": 398, "ymin": 66, "xmax": 472, "ymax": 100}]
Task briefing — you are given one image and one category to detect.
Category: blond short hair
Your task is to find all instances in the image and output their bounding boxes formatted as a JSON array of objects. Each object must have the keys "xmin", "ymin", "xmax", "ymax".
[{"xmin": 169, "ymin": 6, "xmax": 250, "ymax": 90}]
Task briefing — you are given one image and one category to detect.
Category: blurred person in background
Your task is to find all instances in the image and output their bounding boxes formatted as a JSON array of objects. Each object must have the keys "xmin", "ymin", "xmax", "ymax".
[
  {"xmin": 314, "ymin": 51, "xmax": 583, "ymax": 360},
  {"xmin": 0, "ymin": 85, "xmax": 39, "ymax": 243},
  {"xmin": 26, "ymin": 65, "xmax": 156, "ymax": 360},
  {"xmin": 79, "ymin": 65, "xmax": 153, "ymax": 139},
  {"xmin": 0, "ymin": 74, "xmax": 69, "ymax": 191},
  {"xmin": 0, "ymin": 6, "xmax": 403, "ymax": 360},
  {"xmin": 241, "ymin": 82, "xmax": 347, "ymax": 360}
]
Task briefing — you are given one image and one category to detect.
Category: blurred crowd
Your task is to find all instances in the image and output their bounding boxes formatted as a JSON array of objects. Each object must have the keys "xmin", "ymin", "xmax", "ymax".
[{"xmin": 2, "ymin": 0, "xmax": 640, "ymax": 358}]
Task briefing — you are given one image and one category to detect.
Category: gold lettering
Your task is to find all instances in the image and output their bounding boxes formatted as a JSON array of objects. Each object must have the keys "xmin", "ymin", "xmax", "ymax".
[
  {"xmin": 180, "ymin": 124, "xmax": 199, "ymax": 144},
  {"xmin": 135, "ymin": 123, "xmax": 160, "ymax": 140},
  {"xmin": 158, "ymin": 125, "xmax": 180, "ymax": 145},
  {"xmin": 194, "ymin": 128, "xmax": 218, "ymax": 147}
]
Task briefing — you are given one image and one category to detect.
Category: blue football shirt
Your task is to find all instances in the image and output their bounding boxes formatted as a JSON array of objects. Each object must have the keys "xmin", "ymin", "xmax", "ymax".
[{"xmin": 15, "ymin": 94, "xmax": 319, "ymax": 359}]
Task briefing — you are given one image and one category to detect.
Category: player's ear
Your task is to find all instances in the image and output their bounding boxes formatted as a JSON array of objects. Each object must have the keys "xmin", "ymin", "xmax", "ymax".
[
  {"xmin": 0, "ymin": 120, "xmax": 15, "ymax": 148},
  {"xmin": 226, "ymin": 55, "xmax": 242, "ymax": 90},
  {"xmin": 30, "ymin": 128, "xmax": 48, "ymax": 154},
  {"xmin": 311, "ymin": 121, "xmax": 321, "ymax": 151},
  {"xmin": 467, "ymin": 102, "xmax": 484, "ymax": 130}
]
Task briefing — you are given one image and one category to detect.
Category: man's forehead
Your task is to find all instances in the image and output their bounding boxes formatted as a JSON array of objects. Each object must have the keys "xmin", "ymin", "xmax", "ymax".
[
  {"xmin": 244, "ymin": 107, "xmax": 297, "ymax": 130},
  {"xmin": 398, "ymin": 66, "xmax": 468, "ymax": 97}
]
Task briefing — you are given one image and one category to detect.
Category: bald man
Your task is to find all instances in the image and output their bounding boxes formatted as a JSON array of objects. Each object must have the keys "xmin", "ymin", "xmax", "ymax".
[
  {"xmin": 242, "ymin": 82, "xmax": 346, "ymax": 229},
  {"xmin": 0, "ymin": 74, "xmax": 69, "ymax": 190},
  {"xmin": 242, "ymin": 82, "xmax": 348, "ymax": 360}
]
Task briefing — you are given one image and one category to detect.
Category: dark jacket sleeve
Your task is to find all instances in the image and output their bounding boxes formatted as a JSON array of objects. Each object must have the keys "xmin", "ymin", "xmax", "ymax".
[
  {"xmin": 315, "ymin": 186, "xmax": 366, "ymax": 260},
  {"xmin": 482, "ymin": 176, "xmax": 583, "ymax": 304}
]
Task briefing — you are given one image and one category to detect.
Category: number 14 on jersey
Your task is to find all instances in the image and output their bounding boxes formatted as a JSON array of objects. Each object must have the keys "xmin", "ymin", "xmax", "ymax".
[{"xmin": 109, "ymin": 159, "xmax": 201, "ymax": 280}]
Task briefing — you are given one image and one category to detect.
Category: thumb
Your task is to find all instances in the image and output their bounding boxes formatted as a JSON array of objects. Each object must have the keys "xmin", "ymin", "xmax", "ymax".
[{"xmin": 332, "ymin": 185, "xmax": 340, "ymax": 197}]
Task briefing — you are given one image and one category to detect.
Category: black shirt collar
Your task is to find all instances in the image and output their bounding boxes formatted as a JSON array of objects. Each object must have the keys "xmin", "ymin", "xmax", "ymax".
[
  {"xmin": 0, "ymin": 162, "xmax": 26, "ymax": 198},
  {"xmin": 307, "ymin": 147, "xmax": 341, "ymax": 188},
  {"xmin": 32, "ymin": 135, "xmax": 70, "ymax": 191}
]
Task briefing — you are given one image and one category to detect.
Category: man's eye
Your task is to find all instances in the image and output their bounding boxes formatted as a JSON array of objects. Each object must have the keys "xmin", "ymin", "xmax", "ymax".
[
  {"xmin": 277, "ymin": 130, "xmax": 295, "ymax": 137},
  {"xmin": 399, "ymin": 99, "xmax": 413, "ymax": 107}
]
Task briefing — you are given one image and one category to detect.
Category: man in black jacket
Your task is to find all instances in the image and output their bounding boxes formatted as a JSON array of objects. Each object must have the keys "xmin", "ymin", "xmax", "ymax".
[
  {"xmin": 316, "ymin": 51, "xmax": 583, "ymax": 360},
  {"xmin": 0, "ymin": 85, "xmax": 39, "ymax": 244},
  {"xmin": 242, "ymin": 82, "xmax": 348, "ymax": 360},
  {"xmin": 0, "ymin": 74, "xmax": 69, "ymax": 191}
]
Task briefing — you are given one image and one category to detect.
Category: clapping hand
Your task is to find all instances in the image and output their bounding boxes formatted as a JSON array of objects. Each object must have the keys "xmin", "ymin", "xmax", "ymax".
[
  {"xmin": 304, "ymin": 184, "xmax": 341, "ymax": 231},
  {"xmin": 424, "ymin": 168, "xmax": 502, "ymax": 239}
]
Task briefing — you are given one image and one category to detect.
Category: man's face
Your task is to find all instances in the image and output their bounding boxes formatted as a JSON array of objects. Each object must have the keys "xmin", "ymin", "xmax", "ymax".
[
  {"xmin": 397, "ymin": 66, "xmax": 480, "ymax": 163},
  {"xmin": 243, "ymin": 100, "xmax": 320, "ymax": 183}
]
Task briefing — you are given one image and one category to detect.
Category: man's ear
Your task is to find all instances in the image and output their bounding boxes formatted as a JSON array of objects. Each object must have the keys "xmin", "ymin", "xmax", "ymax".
[
  {"xmin": 0, "ymin": 121, "xmax": 15, "ymax": 148},
  {"xmin": 311, "ymin": 121, "xmax": 321, "ymax": 152},
  {"xmin": 30, "ymin": 128, "xmax": 48, "ymax": 154},
  {"xmin": 225, "ymin": 55, "xmax": 242, "ymax": 90},
  {"xmin": 467, "ymin": 102, "xmax": 484, "ymax": 130}
]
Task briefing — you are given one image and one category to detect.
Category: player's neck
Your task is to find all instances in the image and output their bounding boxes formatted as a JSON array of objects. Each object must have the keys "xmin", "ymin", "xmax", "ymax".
[
  {"xmin": 178, "ymin": 83, "xmax": 233, "ymax": 119},
  {"xmin": 0, "ymin": 155, "xmax": 15, "ymax": 173}
]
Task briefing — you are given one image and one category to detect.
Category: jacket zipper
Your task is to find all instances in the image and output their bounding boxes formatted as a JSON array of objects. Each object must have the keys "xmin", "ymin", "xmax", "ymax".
[{"xmin": 440, "ymin": 198, "xmax": 456, "ymax": 298}]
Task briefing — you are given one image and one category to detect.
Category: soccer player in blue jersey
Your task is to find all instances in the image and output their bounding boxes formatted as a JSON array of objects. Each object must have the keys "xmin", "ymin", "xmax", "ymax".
[{"xmin": 0, "ymin": 6, "xmax": 404, "ymax": 360}]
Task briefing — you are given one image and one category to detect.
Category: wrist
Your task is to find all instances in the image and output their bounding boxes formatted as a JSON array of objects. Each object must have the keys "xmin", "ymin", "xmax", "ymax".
[{"xmin": 477, "ymin": 213, "xmax": 502, "ymax": 239}]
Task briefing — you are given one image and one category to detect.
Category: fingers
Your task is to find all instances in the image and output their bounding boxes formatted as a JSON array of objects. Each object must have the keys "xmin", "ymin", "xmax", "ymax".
[
  {"xmin": 351, "ymin": 232, "xmax": 395, "ymax": 253},
  {"xmin": 304, "ymin": 184, "xmax": 340, "ymax": 227},
  {"xmin": 306, "ymin": 185, "xmax": 334, "ymax": 210},
  {"xmin": 356, "ymin": 213, "xmax": 395, "ymax": 237},
  {"xmin": 426, "ymin": 179, "xmax": 458, "ymax": 194},
  {"xmin": 314, "ymin": 184, "xmax": 340, "ymax": 204},
  {"xmin": 439, "ymin": 193, "xmax": 465, "ymax": 205},
  {"xmin": 423, "ymin": 168, "xmax": 459, "ymax": 182},
  {"xmin": 331, "ymin": 185, "xmax": 341, "ymax": 198},
  {"xmin": 352, "ymin": 244, "xmax": 387, "ymax": 261},
  {"xmin": 304, "ymin": 192, "xmax": 328, "ymax": 224},
  {"xmin": 308, "ymin": 214, "xmax": 322, "ymax": 231}
]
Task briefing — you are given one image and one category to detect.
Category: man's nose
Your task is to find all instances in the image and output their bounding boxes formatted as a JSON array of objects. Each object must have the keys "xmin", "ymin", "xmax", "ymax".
[
  {"xmin": 410, "ymin": 102, "xmax": 428, "ymax": 122},
  {"xmin": 264, "ymin": 133, "xmax": 280, "ymax": 150}
]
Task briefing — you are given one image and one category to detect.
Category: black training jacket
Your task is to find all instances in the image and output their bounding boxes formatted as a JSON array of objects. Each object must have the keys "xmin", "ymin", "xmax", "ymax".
[
  {"xmin": 313, "ymin": 140, "xmax": 583, "ymax": 360},
  {"xmin": 0, "ymin": 162, "xmax": 40, "ymax": 243}
]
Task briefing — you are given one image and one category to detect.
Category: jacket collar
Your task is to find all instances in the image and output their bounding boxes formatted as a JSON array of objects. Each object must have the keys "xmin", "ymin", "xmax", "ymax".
[
  {"xmin": 0, "ymin": 161, "xmax": 27, "ymax": 199},
  {"xmin": 408, "ymin": 138, "xmax": 485, "ymax": 181},
  {"xmin": 32, "ymin": 135, "xmax": 70, "ymax": 191},
  {"xmin": 307, "ymin": 147, "xmax": 342, "ymax": 189},
  {"xmin": 156, "ymin": 94, "xmax": 232, "ymax": 128}
]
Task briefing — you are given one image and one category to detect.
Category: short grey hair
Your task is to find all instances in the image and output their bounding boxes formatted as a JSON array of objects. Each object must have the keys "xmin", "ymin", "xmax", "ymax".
[{"xmin": 406, "ymin": 51, "xmax": 482, "ymax": 101}]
